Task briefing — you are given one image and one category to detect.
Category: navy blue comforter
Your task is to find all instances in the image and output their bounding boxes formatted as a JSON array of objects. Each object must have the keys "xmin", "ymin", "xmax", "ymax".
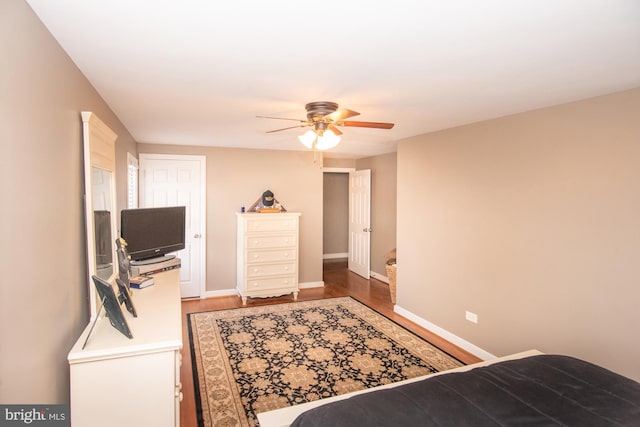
[{"xmin": 291, "ymin": 355, "xmax": 640, "ymax": 426}]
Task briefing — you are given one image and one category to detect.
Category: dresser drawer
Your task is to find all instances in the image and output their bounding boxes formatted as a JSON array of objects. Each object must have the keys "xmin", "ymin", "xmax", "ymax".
[
  {"xmin": 247, "ymin": 234, "xmax": 296, "ymax": 249},
  {"xmin": 247, "ymin": 275, "xmax": 296, "ymax": 291},
  {"xmin": 247, "ymin": 217, "xmax": 298, "ymax": 233},
  {"xmin": 247, "ymin": 262, "xmax": 296, "ymax": 278},
  {"xmin": 247, "ymin": 248, "xmax": 296, "ymax": 264}
]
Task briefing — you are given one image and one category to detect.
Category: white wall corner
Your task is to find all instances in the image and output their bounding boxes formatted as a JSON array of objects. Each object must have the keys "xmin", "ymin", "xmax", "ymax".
[{"xmin": 393, "ymin": 305, "xmax": 497, "ymax": 361}]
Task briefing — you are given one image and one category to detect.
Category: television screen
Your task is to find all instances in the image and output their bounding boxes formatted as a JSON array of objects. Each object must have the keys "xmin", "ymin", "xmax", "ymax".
[{"xmin": 120, "ymin": 206, "xmax": 186, "ymax": 263}]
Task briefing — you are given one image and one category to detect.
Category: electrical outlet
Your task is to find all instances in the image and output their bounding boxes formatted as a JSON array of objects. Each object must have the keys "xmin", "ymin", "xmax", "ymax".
[{"xmin": 465, "ymin": 310, "xmax": 478, "ymax": 324}]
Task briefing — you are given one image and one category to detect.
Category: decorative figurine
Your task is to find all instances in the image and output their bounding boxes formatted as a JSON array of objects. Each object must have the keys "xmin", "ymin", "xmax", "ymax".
[{"xmin": 247, "ymin": 189, "xmax": 286, "ymax": 212}]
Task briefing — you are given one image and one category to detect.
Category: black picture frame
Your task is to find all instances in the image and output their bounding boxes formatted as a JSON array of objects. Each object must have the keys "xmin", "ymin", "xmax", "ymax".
[
  {"xmin": 92, "ymin": 275, "xmax": 133, "ymax": 339},
  {"xmin": 116, "ymin": 278, "xmax": 137, "ymax": 317}
]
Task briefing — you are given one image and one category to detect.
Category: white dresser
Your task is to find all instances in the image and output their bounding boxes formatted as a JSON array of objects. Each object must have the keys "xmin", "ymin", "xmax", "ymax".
[
  {"xmin": 236, "ymin": 212, "xmax": 301, "ymax": 305},
  {"xmin": 68, "ymin": 268, "xmax": 182, "ymax": 427}
]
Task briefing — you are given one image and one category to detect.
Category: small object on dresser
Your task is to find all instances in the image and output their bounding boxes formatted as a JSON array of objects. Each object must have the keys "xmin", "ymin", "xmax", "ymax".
[
  {"xmin": 130, "ymin": 276, "xmax": 154, "ymax": 289},
  {"xmin": 247, "ymin": 189, "xmax": 287, "ymax": 212}
]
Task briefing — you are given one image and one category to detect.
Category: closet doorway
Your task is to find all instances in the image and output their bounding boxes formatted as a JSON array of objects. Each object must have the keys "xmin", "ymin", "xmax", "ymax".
[{"xmin": 323, "ymin": 168, "xmax": 371, "ymax": 279}]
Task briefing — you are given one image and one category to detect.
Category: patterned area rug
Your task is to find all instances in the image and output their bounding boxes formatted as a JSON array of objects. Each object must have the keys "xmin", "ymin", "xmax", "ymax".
[{"xmin": 188, "ymin": 297, "xmax": 464, "ymax": 427}]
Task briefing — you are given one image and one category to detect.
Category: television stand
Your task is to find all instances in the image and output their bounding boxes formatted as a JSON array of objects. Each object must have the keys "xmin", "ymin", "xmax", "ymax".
[
  {"xmin": 130, "ymin": 254, "xmax": 176, "ymax": 266},
  {"xmin": 130, "ymin": 256, "xmax": 181, "ymax": 277}
]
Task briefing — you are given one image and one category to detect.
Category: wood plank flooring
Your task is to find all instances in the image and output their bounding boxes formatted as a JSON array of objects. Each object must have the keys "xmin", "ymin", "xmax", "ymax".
[{"xmin": 179, "ymin": 259, "xmax": 481, "ymax": 427}]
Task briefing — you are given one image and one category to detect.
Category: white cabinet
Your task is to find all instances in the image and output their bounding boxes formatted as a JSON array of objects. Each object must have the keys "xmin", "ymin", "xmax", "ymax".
[
  {"xmin": 68, "ymin": 268, "xmax": 182, "ymax": 427},
  {"xmin": 236, "ymin": 212, "xmax": 301, "ymax": 305}
]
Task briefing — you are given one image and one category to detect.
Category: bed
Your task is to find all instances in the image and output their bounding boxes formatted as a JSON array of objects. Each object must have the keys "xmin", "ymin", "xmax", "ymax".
[{"xmin": 257, "ymin": 350, "xmax": 640, "ymax": 427}]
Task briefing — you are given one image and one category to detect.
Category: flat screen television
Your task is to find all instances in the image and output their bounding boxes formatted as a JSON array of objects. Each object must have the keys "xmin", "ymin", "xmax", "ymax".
[{"xmin": 120, "ymin": 206, "xmax": 186, "ymax": 265}]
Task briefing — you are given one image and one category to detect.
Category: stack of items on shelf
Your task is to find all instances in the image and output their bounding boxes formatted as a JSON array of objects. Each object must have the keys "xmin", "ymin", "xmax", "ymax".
[{"xmin": 130, "ymin": 276, "xmax": 154, "ymax": 289}]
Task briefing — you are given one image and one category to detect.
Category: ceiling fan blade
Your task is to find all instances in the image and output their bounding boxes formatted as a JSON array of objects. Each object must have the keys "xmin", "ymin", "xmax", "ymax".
[
  {"xmin": 339, "ymin": 120, "xmax": 395, "ymax": 129},
  {"xmin": 324, "ymin": 109, "xmax": 360, "ymax": 122},
  {"xmin": 265, "ymin": 123, "xmax": 312, "ymax": 133},
  {"xmin": 257, "ymin": 115, "xmax": 307, "ymax": 123},
  {"xmin": 328, "ymin": 124, "xmax": 343, "ymax": 136}
]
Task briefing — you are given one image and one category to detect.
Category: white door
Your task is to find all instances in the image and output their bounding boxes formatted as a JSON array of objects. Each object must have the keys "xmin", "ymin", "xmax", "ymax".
[
  {"xmin": 139, "ymin": 154, "xmax": 206, "ymax": 298},
  {"xmin": 348, "ymin": 169, "xmax": 371, "ymax": 278}
]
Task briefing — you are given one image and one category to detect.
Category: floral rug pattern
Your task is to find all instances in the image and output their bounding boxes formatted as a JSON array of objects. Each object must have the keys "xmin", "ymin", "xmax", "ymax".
[{"xmin": 188, "ymin": 297, "xmax": 463, "ymax": 427}]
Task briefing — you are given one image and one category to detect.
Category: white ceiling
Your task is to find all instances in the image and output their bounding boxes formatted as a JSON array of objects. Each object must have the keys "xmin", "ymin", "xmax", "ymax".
[{"xmin": 26, "ymin": 0, "xmax": 640, "ymax": 159}]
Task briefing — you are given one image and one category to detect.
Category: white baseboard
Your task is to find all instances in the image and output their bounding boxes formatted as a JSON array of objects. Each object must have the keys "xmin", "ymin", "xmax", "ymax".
[
  {"xmin": 393, "ymin": 305, "xmax": 497, "ymax": 361},
  {"xmin": 299, "ymin": 281, "xmax": 324, "ymax": 289},
  {"xmin": 370, "ymin": 271, "xmax": 389, "ymax": 284},
  {"xmin": 323, "ymin": 253, "xmax": 348, "ymax": 260},
  {"xmin": 202, "ymin": 282, "xmax": 324, "ymax": 299},
  {"xmin": 203, "ymin": 289, "xmax": 239, "ymax": 299}
]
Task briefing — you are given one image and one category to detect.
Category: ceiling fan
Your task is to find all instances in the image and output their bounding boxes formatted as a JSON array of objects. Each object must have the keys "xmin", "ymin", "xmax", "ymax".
[{"xmin": 257, "ymin": 101, "xmax": 395, "ymax": 150}]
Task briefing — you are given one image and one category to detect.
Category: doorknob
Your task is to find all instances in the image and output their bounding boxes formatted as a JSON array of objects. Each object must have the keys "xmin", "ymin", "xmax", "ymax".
[
  {"xmin": 193, "ymin": 233, "xmax": 202, "ymax": 239},
  {"xmin": 362, "ymin": 228, "xmax": 372, "ymax": 233}
]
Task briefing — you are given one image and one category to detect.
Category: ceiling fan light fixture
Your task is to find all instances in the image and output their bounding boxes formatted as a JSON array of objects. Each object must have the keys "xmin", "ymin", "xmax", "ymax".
[
  {"xmin": 298, "ymin": 129, "xmax": 316, "ymax": 149},
  {"xmin": 262, "ymin": 101, "xmax": 393, "ymax": 152},
  {"xmin": 315, "ymin": 129, "xmax": 341, "ymax": 151}
]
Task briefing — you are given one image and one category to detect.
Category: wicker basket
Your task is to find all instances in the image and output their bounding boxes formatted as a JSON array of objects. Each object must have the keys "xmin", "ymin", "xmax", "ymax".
[{"xmin": 385, "ymin": 263, "xmax": 397, "ymax": 304}]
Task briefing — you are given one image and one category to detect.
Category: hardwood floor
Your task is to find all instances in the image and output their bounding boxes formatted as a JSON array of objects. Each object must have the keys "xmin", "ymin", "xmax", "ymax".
[{"xmin": 179, "ymin": 259, "xmax": 481, "ymax": 427}]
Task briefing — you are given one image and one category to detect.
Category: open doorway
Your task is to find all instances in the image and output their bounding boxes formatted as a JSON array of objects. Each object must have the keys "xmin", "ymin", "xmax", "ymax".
[
  {"xmin": 323, "ymin": 170, "xmax": 351, "ymax": 260},
  {"xmin": 323, "ymin": 167, "xmax": 372, "ymax": 279},
  {"xmin": 324, "ymin": 153, "xmax": 398, "ymax": 283}
]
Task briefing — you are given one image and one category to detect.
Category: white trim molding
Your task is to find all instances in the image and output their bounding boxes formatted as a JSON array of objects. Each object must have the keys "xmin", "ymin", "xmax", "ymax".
[
  {"xmin": 204, "ymin": 282, "xmax": 325, "ymax": 299},
  {"xmin": 323, "ymin": 252, "xmax": 348, "ymax": 260},
  {"xmin": 322, "ymin": 167, "xmax": 356, "ymax": 173},
  {"xmin": 393, "ymin": 305, "xmax": 497, "ymax": 361},
  {"xmin": 370, "ymin": 271, "xmax": 389, "ymax": 284},
  {"xmin": 204, "ymin": 289, "xmax": 238, "ymax": 299},
  {"xmin": 299, "ymin": 281, "xmax": 325, "ymax": 289}
]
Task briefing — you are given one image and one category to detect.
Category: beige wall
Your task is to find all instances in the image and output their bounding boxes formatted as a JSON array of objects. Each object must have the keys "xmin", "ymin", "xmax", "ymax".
[
  {"xmin": 397, "ymin": 88, "xmax": 640, "ymax": 380},
  {"xmin": 323, "ymin": 173, "xmax": 349, "ymax": 255},
  {"xmin": 136, "ymin": 144, "xmax": 324, "ymax": 290},
  {"xmin": 0, "ymin": 0, "xmax": 137, "ymax": 403},
  {"xmin": 323, "ymin": 157, "xmax": 356, "ymax": 169},
  {"xmin": 357, "ymin": 153, "xmax": 397, "ymax": 276}
]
